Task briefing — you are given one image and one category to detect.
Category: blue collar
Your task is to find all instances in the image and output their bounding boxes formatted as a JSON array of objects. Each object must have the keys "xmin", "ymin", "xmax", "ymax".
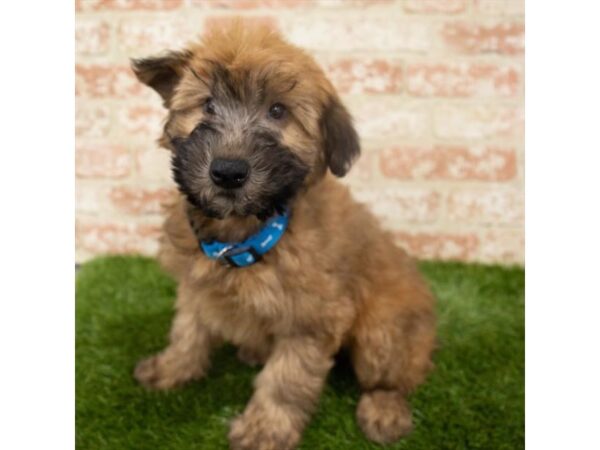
[{"xmin": 199, "ymin": 208, "xmax": 290, "ymax": 268}]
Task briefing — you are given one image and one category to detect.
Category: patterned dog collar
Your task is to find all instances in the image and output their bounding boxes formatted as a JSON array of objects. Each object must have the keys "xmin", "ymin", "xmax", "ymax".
[{"xmin": 200, "ymin": 208, "xmax": 289, "ymax": 268}]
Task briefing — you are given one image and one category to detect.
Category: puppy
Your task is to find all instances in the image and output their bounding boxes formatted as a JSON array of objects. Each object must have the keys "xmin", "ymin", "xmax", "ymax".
[{"xmin": 131, "ymin": 23, "xmax": 435, "ymax": 450}]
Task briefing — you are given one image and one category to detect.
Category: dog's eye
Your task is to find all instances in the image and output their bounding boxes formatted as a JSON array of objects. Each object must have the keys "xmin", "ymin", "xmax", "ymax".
[
  {"xmin": 203, "ymin": 97, "xmax": 216, "ymax": 115},
  {"xmin": 268, "ymin": 103, "xmax": 286, "ymax": 120}
]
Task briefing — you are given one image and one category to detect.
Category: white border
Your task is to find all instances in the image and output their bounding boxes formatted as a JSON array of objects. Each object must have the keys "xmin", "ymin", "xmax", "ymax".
[
  {"xmin": 0, "ymin": 1, "xmax": 74, "ymax": 449},
  {"xmin": 527, "ymin": 1, "xmax": 600, "ymax": 449}
]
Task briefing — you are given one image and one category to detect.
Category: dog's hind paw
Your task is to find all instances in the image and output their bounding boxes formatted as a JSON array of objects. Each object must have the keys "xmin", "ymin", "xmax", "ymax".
[{"xmin": 356, "ymin": 390, "xmax": 413, "ymax": 444}]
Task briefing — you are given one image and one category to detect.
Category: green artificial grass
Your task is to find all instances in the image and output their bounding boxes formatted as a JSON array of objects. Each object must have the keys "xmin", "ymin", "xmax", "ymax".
[{"xmin": 76, "ymin": 256, "xmax": 524, "ymax": 450}]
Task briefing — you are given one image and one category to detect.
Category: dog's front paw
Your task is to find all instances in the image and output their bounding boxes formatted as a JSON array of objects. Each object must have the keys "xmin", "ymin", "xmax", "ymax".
[
  {"xmin": 229, "ymin": 402, "xmax": 301, "ymax": 450},
  {"xmin": 134, "ymin": 352, "xmax": 202, "ymax": 390},
  {"xmin": 134, "ymin": 354, "xmax": 176, "ymax": 390}
]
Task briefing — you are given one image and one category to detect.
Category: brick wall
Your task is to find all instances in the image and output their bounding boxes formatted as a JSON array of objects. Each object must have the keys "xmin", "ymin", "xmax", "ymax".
[{"xmin": 75, "ymin": 0, "xmax": 525, "ymax": 265}]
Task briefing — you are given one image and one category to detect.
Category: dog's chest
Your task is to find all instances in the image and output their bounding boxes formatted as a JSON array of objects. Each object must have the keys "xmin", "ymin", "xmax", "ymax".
[{"xmin": 192, "ymin": 265, "xmax": 296, "ymax": 344}]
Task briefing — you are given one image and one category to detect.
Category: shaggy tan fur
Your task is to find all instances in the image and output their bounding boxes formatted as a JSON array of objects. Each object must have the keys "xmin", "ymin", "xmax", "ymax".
[{"xmin": 132, "ymin": 23, "xmax": 436, "ymax": 450}]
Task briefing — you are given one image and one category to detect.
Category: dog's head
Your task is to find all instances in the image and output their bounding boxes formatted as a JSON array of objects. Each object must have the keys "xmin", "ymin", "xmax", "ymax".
[{"xmin": 132, "ymin": 24, "xmax": 360, "ymax": 219}]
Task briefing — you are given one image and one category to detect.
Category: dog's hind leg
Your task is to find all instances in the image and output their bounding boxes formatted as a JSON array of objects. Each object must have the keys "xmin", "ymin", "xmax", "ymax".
[
  {"xmin": 350, "ymin": 290, "xmax": 435, "ymax": 444},
  {"xmin": 134, "ymin": 284, "xmax": 220, "ymax": 390}
]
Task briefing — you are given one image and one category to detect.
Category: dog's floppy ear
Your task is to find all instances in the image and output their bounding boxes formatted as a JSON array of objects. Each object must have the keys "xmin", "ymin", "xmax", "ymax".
[
  {"xmin": 320, "ymin": 95, "xmax": 361, "ymax": 177},
  {"xmin": 131, "ymin": 50, "xmax": 191, "ymax": 106}
]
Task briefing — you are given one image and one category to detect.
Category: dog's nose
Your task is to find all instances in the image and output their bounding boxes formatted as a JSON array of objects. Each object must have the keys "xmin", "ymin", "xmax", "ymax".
[{"xmin": 209, "ymin": 159, "xmax": 250, "ymax": 189}]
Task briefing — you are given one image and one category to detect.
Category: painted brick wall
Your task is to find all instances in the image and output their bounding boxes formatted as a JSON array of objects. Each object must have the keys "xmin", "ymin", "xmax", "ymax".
[{"xmin": 75, "ymin": 0, "xmax": 525, "ymax": 265}]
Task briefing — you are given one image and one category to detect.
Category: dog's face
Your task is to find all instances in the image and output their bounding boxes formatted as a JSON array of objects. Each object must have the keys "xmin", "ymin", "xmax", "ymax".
[{"xmin": 132, "ymin": 25, "xmax": 360, "ymax": 219}]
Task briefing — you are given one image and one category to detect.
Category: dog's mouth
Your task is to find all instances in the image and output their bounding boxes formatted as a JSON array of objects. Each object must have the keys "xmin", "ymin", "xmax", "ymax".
[
  {"xmin": 180, "ymin": 174, "xmax": 309, "ymax": 221},
  {"xmin": 215, "ymin": 190, "xmax": 237, "ymax": 200},
  {"xmin": 176, "ymin": 185, "xmax": 279, "ymax": 221},
  {"xmin": 188, "ymin": 190, "xmax": 298, "ymax": 221}
]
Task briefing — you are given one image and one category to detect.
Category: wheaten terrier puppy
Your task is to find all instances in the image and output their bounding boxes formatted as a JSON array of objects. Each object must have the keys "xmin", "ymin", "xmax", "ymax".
[{"xmin": 131, "ymin": 23, "xmax": 436, "ymax": 450}]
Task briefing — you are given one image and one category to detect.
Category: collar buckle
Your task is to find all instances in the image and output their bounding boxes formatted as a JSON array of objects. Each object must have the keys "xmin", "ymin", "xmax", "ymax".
[
  {"xmin": 213, "ymin": 245, "xmax": 234, "ymax": 267},
  {"xmin": 220, "ymin": 245, "xmax": 258, "ymax": 268},
  {"xmin": 214, "ymin": 244, "xmax": 234, "ymax": 259}
]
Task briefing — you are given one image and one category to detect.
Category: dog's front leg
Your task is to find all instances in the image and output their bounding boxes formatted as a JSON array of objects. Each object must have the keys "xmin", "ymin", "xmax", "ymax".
[
  {"xmin": 229, "ymin": 336, "xmax": 334, "ymax": 450},
  {"xmin": 134, "ymin": 286, "xmax": 218, "ymax": 390}
]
